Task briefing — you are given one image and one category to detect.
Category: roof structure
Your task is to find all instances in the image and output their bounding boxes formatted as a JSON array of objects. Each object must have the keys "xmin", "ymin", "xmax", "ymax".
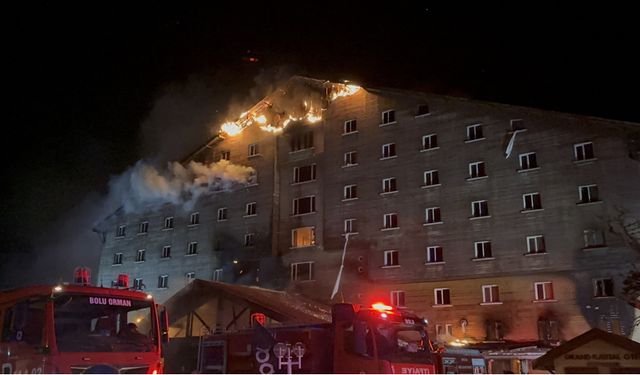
[
  {"xmin": 533, "ymin": 328, "xmax": 640, "ymax": 370},
  {"xmin": 163, "ymin": 279, "xmax": 332, "ymax": 325}
]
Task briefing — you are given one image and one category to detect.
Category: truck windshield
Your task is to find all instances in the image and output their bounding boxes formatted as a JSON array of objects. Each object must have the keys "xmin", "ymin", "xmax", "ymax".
[
  {"xmin": 54, "ymin": 294, "xmax": 156, "ymax": 353},
  {"xmin": 371, "ymin": 324, "xmax": 433, "ymax": 364}
]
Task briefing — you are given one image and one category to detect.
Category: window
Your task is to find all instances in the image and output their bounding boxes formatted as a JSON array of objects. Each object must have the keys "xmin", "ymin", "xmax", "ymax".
[
  {"xmin": 519, "ymin": 152, "xmax": 538, "ymax": 170},
  {"xmin": 113, "ymin": 253, "xmax": 123, "ymax": 265},
  {"xmin": 135, "ymin": 249, "xmax": 146, "ymax": 262},
  {"xmin": 158, "ymin": 275, "xmax": 169, "ymax": 289},
  {"xmin": 574, "ymin": 142, "xmax": 594, "ymax": 161},
  {"xmin": 425, "ymin": 207, "xmax": 442, "ymax": 224},
  {"xmin": 217, "ymin": 207, "xmax": 228, "ymax": 221},
  {"xmin": 593, "ymin": 278, "xmax": 614, "ymax": 297},
  {"xmin": 422, "ymin": 134, "xmax": 438, "ymax": 150},
  {"xmin": 383, "ymin": 213, "xmax": 398, "ymax": 230},
  {"xmin": 245, "ymin": 202, "xmax": 257, "ymax": 216},
  {"xmin": 164, "ymin": 216, "xmax": 174, "ymax": 229},
  {"xmin": 527, "ymin": 235, "xmax": 546, "ymax": 254},
  {"xmin": 290, "ymin": 131, "xmax": 314, "ymax": 151},
  {"xmin": 343, "ymin": 185, "xmax": 358, "ymax": 200},
  {"xmin": 293, "ymin": 164, "xmax": 317, "ymax": 183},
  {"xmin": 187, "ymin": 242, "xmax": 198, "ymax": 255},
  {"xmin": 381, "ymin": 110, "xmax": 396, "ymax": 125},
  {"xmin": 293, "ymin": 196, "xmax": 316, "ymax": 215},
  {"xmin": 482, "ymin": 285, "xmax": 500, "ymax": 303},
  {"xmin": 344, "ymin": 218, "xmax": 357, "ymax": 234},
  {"xmin": 161, "ymin": 246, "xmax": 171, "ymax": 259},
  {"xmin": 244, "ymin": 233, "xmax": 255, "ymax": 247},
  {"xmin": 292, "ymin": 227, "xmax": 315, "ymax": 248},
  {"xmin": 486, "ymin": 321, "xmax": 504, "ymax": 341},
  {"xmin": 416, "ymin": 104, "xmax": 430, "ymax": 116},
  {"xmin": 435, "ymin": 324, "xmax": 453, "ymax": 339},
  {"xmin": 391, "ymin": 291, "xmax": 406, "ymax": 307},
  {"xmin": 291, "ymin": 262, "xmax": 314, "ymax": 281},
  {"xmin": 248, "ymin": 143, "xmax": 259, "ymax": 157},
  {"xmin": 471, "ymin": 200, "xmax": 489, "ymax": 218},
  {"xmin": 426, "ymin": 246, "xmax": 443, "ymax": 263},
  {"xmin": 381, "ymin": 143, "xmax": 397, "ymax": 159},
  {"xmin": 423, "ymin": 170, "xmax": 440, "ymax": 186},
  {"xmin": 220, "ymin": 150, "xmax": 230, "ymax": 161},
  {"xmin": 247, "ymin": 170, "xmax": 258, "ymax": 185},
  {"xmin": 343, "ymin": 151, "xmax": 358, "ymax": 166},
  {"xmin": 213, "ymin": 269, "xmax": 223, "ymax": 282},
  {"xmin": 382, "ymin": 178, "xmax": 397, "ymax": 193},
  {"xmin": 522, "ymin": 192, "xmax": 542, "ymax": 211},
  {"xmin": 116, "ymin": 225, "xmax": 126, "ymax": 238},
  {"xmin": 138, "ymin": 222, "xmax": 148, "ymax": 234},
  {"xmin": 189, "ymin": 212, "xmax": 200, "ymax": 225},
  {"xmin": 434, "ymin": 288, "xmax": 451, "ymax": 305},
  {"xmin": 474, "ymin": 241, "xmax": 492, "ymax": 259},
  {"xmin": 579, "ymin": 184, "xmax": 599, "ymax": 204},
  {"xmin": 466, "ymin": 124, "xmax": 483, "ymax": 141},
  {"xmin": 538, "ymin": 319, "xmax": 559, "ymax": 342},
  {"xmin": 133, "ymin": 278, "xmax": 144, "ymax": 290},
  {"xmin": 383, "ymin": 250, "xmax": 399, "ymax": 267},
  {"xmin": 468, "ymin": 161, "xmax": 486, "ymax": 178},
  {"xmin": 583, "ymin": 229, "xmax": 606, "ymax": 248},
  {"xmin": 534, "ymin": 281, "xmax": 554, "ymax": 301},
  {"xmin": 344, "ymin": 119, "xmax": 357, "ymax": 134},
  {"xmin": 186, "ymin": 272, "xmax": 196, "ymax": 284}
]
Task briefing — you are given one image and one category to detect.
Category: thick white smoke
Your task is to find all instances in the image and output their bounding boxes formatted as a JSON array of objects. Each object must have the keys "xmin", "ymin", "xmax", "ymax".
[{"xmin": 108, "ymin": 159, "xmax": 255, "ymax": 214}]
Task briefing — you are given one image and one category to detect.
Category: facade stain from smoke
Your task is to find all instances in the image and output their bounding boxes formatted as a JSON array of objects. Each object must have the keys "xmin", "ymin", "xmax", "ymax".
[{"xmin": 95, "ymin": 76, "xmax": 640, "ymax": 372}]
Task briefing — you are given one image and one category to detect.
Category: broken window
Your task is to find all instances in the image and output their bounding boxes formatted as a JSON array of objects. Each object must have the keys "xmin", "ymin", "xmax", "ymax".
[
  {"xmin": 537, "ymin": 319, "xmax": 559, "ymax": 342},
  {"xmin": 485, "ymin": 320, "xmax": 504, "ymax": 341},
  {"xmin": 220, "ymin": 150, "xmax": 230, "ymax": 161},
  {"xmin": 290, "ymin": 131, "xmax": 314, "ymax": 152}
]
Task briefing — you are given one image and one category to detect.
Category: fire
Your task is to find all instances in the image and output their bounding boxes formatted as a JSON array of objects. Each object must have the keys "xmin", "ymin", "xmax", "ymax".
[
  {"xmin": 221, "ymin": 122, "xmax": 243, "ymax": 136},
  {"xmin": 330, "ymin": 84, "xmax": 361, "ymax": 100},
  {"xmin": 253, "ymin": 115, "xmax": 267, "ymax": 124},
  {"xmin": 260, "ymin": 125, "xmax": 283, "ymax": 134}
]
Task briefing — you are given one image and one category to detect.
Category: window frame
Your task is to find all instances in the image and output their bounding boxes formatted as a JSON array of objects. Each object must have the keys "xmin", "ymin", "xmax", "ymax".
[
  {"xmin": 382, "ymin": 213, "xmax": 399, "ymax": 230},
  {"xmin": 578, "ymin": 184, "xmax": 599, "ymax": 204},
  {"xmin": 291, "ymin": 226, "xmax": 316, "ymax": 248},
  {"xmin": 187, "ymin": 242, "xmax": 198, "ymax": 255},
  {"xmin": 248, "ymin": 143, "xmax": 259, "ymax": 157},
  {"xmin": 381, "ymin": 110, "xmax": 396, "ymax": 125},
  {"xmin": 381, "ymin": 143, "xmax": 397, "ymax": 159},
  {"xmin": 343, "ymin": 184, "xmax": 358, "ymax": 200},
  {"xmin": 158, "ymin": 275, "xmax": 169, "ymax": 289},
  {"xmin": 426, "ymin": 246, "xmax": 444, "ymax": 264},
  {"xmin": 482, "ymin": 285, "xmax": 501, "ymax": 304},
  {"xmin": 390, "ymin": 290, "xmax": 406, "ymax": 307},
  {"xmin": 593, "ymin": 278, "xmax": 614, "ymax": 297},
  {"xmin": 527, "ymin": 235, "xmax": 546, "ymax": 254},
  {"xmin": 424, "ymin": 207, "xmax": 442, "ymax": 225},
  {"xmin": 382, "ymin": 177, "xmax": 397, "ymax": 194},
  {"xmin": 161, "ymin": 245, "xmax": 171, "ymax": 259},
  {"xmin": 135, "ymin": 249, "xmax": 146, "ymax": 263},
  {"xmin": 344, "ymin": 218, "xmax": 357, "ymax": 234},
  {"xmin": 291, "ymin": 261, "xmax": 314, "ymax": 282},
  {"xmin": 343, "ymin": 119, "xmax": 357, "ymax": 134},
  {"xmin": 522, "ymin": 192, "xmax": 543, "ymax": 211},
  {"xmin": 422, "ymin": 134, "xmax": 438, "ymax": 151},
  {"xmin": 383, "ymin": 250, "xmax": 399, "ymax": 267},
  {"xmin": 343, "ymin": 151, "xmax": 358, "ymax": 167},
  {"xmin": 293, "ymin": 164, "xmax": 317, "ymax": 183},
  {"xmin": 245, "ymin": 202, "xmax": 257, "ymax": 217},
  {"xmin": 244, "ymin": 233, "xmax": 255, "ymax": 247},
  {"xmin": 189, "ymin": 212, "xmax": 200, "ymax": 226},
  {"xmin": 292, "ymin": 196, "xmax": 316, "ymax": 216},
  {"xmin": 471, "ymin": 200, "xmax": 489, "ymax": 218},
  {"xmin": 434, "ymin": 288, "xmax": 451, "ymax": 306},
  {"xmin": 113, "ymin": 252, "xmax": 123, "ymax": 265},
  {"xmin": 217, "ymin": 207, "xmax": 228, "ymax": 221},
  {"xmin": 534, "ymin": 281, "xmax": 555, "ymax": 301},
  {"xmin": 163, "ymin": 216, "xmax": 174, "ymax": 230},
  {"xmin": 519, "ymin": 152, "xmax": 538, "ymax": 170},
  {"xmin": 574, "ymin": 142, "xmax": 595, "ymax": 161},
  {"xmin": 468, "ymin": 161, "xmax": 487, "ymax": 179},
  {"xmin": 474, "ymin": 241, "xmax": 493, "ymax": 259},
  {"xmin": 466, "ymin": 124, "xmax": 484, "ymax": 142},
  {"xmin": 423, "ymin": 170, "xmax": 440, "ymax": 187}
]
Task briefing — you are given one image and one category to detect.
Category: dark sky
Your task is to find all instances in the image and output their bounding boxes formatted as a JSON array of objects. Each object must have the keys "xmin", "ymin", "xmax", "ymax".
[{"xmin": 2, "ymin": 4, "xmax": 638, "ymax": 286}]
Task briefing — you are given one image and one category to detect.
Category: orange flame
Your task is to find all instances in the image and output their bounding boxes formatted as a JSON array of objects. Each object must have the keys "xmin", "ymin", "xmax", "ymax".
[{"xmin": 221, "ymin": 122, "xmax": 243, "ymax": 136}]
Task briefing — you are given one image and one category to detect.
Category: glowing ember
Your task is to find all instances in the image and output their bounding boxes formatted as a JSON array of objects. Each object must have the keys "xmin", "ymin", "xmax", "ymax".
[{"xmin": 221, "ymin": 121, "xmax": 243, "ymax": 136}]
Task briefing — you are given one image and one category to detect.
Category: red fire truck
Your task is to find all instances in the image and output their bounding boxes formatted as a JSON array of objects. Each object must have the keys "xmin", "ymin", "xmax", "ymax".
[
  {"xmin": 0, "ymin": 272, "xmax": 169, "ymax": 374},
  {"xmin": 198, "ymin": 302, "xmax": 449, "ymax": 373}
]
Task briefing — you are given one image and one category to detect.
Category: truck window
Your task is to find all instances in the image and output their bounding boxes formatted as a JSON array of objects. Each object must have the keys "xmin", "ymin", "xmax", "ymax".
[{"xmin": 0, "ymin": 299, "xmax": 45, "ymax": 346}]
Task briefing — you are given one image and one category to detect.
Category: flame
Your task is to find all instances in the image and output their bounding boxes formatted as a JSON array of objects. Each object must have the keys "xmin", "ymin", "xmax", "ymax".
[
  {"xmin": 221, "ymin": 122, "xmax": 243, "ymax": 136},
  {"xmin": 254, "ymin": 115, "xmax": 267, "ymax": 124},
  {"xmin": 260, "ymin": 124, "xmax": 283, "ymax": 134},
  {"xmin": 330, "ymin": 84, "xmax": 361, "ymax": 100}
]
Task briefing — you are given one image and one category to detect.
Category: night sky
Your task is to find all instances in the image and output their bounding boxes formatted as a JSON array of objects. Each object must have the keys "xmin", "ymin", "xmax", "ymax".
[{"xmin": 2, "ymin": 4, "xmax": 638, "ymax": 286}]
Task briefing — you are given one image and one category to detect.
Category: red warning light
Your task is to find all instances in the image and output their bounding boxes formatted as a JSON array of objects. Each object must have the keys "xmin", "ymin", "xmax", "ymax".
[{"xmin": 371, "ymin": 302, "xmax": 393, "ymax": 311}]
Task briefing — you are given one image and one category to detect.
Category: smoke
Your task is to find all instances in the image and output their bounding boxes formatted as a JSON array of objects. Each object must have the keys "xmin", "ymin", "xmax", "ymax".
[{"xmin": 107, "ymin": 159, "xmax": 254, "ymax": 214}]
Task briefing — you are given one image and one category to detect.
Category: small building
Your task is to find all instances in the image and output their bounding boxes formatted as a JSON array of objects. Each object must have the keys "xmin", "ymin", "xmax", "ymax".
[{"xmin": 533, "ymin": 328, "xmax": 640, "ymax": 373}]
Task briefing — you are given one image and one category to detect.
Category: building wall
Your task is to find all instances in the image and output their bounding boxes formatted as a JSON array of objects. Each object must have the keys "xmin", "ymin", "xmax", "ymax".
[{"xmin": 97, "ymin": 82, "xmax": 639, "ymax": 343}]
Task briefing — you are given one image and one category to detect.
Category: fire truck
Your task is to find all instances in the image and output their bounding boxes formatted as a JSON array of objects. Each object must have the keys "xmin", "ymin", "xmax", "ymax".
[
  {"xmin": 197, "ymin": 302, "xmax": 486, "ymax": 374},
  {"xmin": 0, "ymin": 270, "xmax": 169, "ymax": 374}
]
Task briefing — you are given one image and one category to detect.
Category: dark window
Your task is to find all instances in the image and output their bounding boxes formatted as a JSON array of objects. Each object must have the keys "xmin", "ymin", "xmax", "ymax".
[
  {"xmin": 291, "ymin": 131, "xmax": 314, "ymax": 151},
  {"xmin": 416, "ymin": 104, "xmax": 430, "ymax": 116}
]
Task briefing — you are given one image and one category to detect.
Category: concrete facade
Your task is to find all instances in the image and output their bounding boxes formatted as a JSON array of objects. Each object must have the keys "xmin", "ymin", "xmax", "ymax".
[{"xmin": 96, "ymin": 79, "xmax": 640, "ymax": 345}]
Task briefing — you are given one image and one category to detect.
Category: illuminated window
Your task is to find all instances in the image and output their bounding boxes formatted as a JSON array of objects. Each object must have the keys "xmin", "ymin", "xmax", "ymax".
[{"xmin": 292, "ymin": 227, "xmax": 315, "ymax": 248}]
